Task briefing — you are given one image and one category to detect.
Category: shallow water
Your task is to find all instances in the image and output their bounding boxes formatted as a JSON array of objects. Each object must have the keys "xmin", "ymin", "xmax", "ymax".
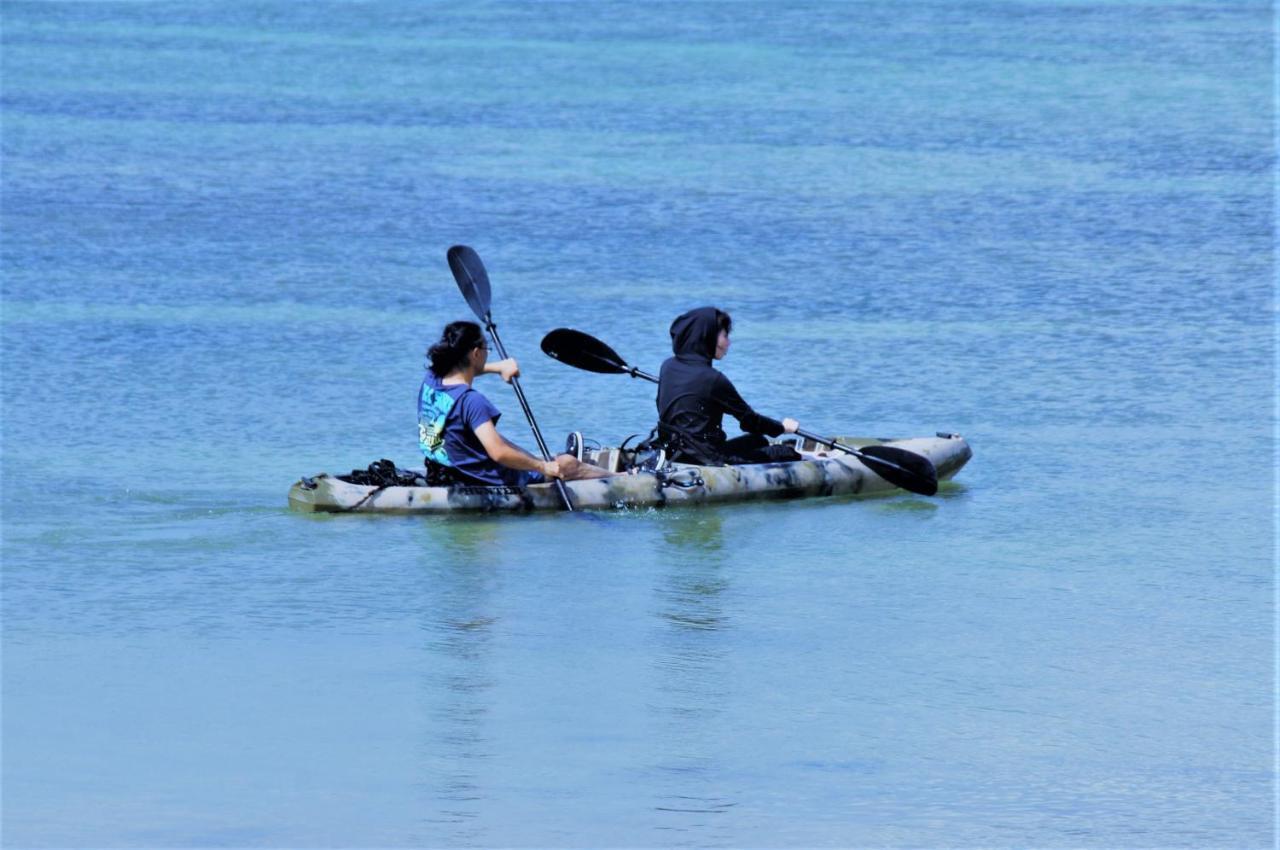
[{"xmin": 2, "ymin": 1, "xmax": 1274, "ymax": 847}]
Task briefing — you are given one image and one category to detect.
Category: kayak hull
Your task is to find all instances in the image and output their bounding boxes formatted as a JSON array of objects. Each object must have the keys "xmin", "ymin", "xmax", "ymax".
[{"xmin": 287, "ymin": 434, "xmax": 971, "ymax": 514}]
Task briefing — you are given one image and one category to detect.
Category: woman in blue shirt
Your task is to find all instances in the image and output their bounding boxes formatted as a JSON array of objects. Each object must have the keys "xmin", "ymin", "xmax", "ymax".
[{"xmin": 419, "ymin": 321, "xmax": 609, "ymax": 487}]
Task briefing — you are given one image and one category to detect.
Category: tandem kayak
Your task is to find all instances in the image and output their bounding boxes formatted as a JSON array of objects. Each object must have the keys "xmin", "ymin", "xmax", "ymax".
[{"xmin": 287, "ymin": 432, "xmax": 971, "ymax": 514}]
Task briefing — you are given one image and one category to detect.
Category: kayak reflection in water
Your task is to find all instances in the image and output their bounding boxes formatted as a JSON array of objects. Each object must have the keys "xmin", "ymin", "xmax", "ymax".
[
  {"xmin": 418, "ymin": 321, "xmax": 612, "ymax": 487},
  {"xmin": 653, "ymin": 306, "xmax": 802, "ymax": 465}
]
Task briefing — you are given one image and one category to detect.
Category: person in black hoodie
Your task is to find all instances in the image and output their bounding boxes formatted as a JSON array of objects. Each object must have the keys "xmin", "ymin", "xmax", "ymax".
[{"xmin": 654, "ymin": 306, "xmax": 801, "ymax": 464}]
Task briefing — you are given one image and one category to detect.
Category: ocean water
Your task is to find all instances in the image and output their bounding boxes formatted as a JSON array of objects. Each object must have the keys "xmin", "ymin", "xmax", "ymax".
[{"xmin": 1, "ymin": 1, "xmax": 1274, "ymax": 847}]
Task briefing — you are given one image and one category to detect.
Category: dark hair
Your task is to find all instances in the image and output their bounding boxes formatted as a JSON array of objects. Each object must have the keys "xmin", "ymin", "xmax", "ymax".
[
  {"xmin": 428, "ymin": 320, "xmax": 486, "ymax": 375},
  {"xmin": 716, "ymin": 310, "xmax": 732, "ymax": 335}
]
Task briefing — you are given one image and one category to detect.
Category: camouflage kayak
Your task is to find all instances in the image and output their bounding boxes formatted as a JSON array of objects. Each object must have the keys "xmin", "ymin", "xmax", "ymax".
[{"xmin": 287, "ymin": 433, "xmax": 971, "ymax": 514}]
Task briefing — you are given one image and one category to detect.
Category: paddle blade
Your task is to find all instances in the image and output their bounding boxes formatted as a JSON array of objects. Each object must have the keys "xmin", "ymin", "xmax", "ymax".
[
  {"xmin": 854, "ymin": 444, "xmax": 939, "ymax": 497},
  {"xmin": 540, "ymin": 328, "xmax": 630, "ymax": 375},
  {"xmin": 446, "ymin": 245, "xmax": 492, "ymax": 322}
]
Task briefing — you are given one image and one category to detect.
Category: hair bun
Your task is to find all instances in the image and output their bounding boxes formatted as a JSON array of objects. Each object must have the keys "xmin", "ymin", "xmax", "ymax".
[{"xmin": 428, "ymin": 320, "xmax": 485, "ymax": 375}]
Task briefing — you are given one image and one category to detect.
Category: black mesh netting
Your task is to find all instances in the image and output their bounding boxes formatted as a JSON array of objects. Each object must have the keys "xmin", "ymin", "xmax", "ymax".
[{"xmin": 337, "ymin": 459, "xmax": 446, "ymax": 488}]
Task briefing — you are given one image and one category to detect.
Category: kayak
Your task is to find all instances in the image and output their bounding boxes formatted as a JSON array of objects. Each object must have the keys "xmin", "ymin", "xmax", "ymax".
[{"xmin": 287, "ymin": 432, "xmax": 971, "ymax": 514}]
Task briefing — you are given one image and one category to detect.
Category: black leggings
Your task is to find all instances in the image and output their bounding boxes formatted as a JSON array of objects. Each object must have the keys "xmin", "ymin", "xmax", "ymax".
[
  {"xmin": 671, "ymin": 434, "xmax": 801, "ymax": 465},
  {"xmin": 724, "ymin": 434, "xmax": 801, "ymax": 464}
]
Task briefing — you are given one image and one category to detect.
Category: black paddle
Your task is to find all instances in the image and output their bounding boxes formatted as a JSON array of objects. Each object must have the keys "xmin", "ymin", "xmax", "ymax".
[
  {"xmin": 447, "ymin": 246, "xmax": 575, "ymax": 511},
  {"xmin": 540, "ymin": 327, "xmax": 940, "ymax": 497}
]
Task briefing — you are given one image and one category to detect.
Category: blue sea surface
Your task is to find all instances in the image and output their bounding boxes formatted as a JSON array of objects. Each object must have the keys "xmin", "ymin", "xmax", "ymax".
[{"xmin": 1, "ymin": 1, "xmax": 1274, "ymax": 847}]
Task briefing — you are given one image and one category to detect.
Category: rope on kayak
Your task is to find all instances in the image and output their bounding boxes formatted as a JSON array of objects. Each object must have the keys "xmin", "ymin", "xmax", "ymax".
[
  {"xmin": 345, "ymin": 486, "xmax": 388, "ymax": 512},
  {"xmin": 338, "ymin": 459, "xmax": 430, "ymax": 512}
]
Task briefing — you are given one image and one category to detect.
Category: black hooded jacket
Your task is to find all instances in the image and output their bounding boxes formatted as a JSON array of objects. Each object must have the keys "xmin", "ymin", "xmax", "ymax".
[{"xmin": 655, "ymin": 307, "xmax": 785, "ymax": 462}]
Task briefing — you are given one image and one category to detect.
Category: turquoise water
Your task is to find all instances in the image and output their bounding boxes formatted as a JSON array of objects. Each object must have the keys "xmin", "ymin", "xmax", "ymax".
[{"xmin": 2, "ymin": 1, "xmax": 1274, "ymax": 846}]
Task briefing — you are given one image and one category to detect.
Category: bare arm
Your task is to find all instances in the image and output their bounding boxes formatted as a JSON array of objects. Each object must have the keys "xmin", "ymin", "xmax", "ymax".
[
  {"xmin": 481, "ymin": 358, "xmax": 520, "ymax": 383},
  {"xmin": 472, "ymin": 420, "xmax": 560, "ymax": 477}
]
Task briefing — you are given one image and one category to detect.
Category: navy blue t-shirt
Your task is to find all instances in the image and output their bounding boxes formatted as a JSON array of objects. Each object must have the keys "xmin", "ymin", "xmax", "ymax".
[{"xmin": 418, "ymin": 370, "xmax": 508, "ymax": 486}]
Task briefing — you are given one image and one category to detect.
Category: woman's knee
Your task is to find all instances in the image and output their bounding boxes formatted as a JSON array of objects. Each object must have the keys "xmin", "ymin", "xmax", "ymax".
[{"xmin": 556, "ymin": 454, "xmax": 609, "ymax": 480}]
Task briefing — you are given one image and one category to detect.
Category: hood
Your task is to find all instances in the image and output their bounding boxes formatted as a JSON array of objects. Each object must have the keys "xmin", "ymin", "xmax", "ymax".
[{"xmin": 669, "ymin": 306, "xmax": 721, "ymax": 362}]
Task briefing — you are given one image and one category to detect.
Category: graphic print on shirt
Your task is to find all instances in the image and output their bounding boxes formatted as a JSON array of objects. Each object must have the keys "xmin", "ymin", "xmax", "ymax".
[{"xmin": 418, "ymin": 383, "xmax": 465, "ymax": 466}]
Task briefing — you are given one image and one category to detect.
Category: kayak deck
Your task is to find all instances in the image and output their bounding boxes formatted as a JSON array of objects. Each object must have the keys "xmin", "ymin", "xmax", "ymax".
[{"xmin": 287, "ymin": 433, "xmax": 971, "ymax": 514}]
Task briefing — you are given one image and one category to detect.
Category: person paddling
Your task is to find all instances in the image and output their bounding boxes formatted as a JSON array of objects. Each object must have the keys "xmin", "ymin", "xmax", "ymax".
[
  {"xmin": 653, "ymin": 306, "xmax": 801, "ymax": 465},
  {"xmin": 420, "ymin": 321, "xmax": 610, "ymax": 487}
]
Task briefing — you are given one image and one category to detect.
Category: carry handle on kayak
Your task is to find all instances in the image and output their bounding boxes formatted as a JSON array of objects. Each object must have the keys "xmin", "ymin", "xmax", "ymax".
[
  {"xmin": 539, "ymin": 327, "xmax": 939, "ymax": 497},
  {"xmin": 447, "ymin": 246, "xmax": 575, "ymax": 511}
]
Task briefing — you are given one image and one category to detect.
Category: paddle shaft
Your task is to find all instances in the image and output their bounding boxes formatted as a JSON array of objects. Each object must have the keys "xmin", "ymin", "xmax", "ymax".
[
  {"xmin": 613, "ymin": 368, "xmax": 856, "ymax": 448},
  {"xmin": 585, "ymin": 354, "xmax": 904, "ymax": 469},
  {"xmin": 485, "ymin": 318, "xmax": 575, "ymax": 511}
]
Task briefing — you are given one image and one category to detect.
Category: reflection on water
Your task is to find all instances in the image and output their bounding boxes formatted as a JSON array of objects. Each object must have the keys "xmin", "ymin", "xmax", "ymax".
[
  {"xmin": 659, "ymin": 510, "xmax": 726, "ymax": 553},
  {"xmin": 651, "ymin": 510, "xmax": 737, "ymax": 845},
  {"xmin": 412, "ymin": 520, "xmax": 503, "ymax": 848}
]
